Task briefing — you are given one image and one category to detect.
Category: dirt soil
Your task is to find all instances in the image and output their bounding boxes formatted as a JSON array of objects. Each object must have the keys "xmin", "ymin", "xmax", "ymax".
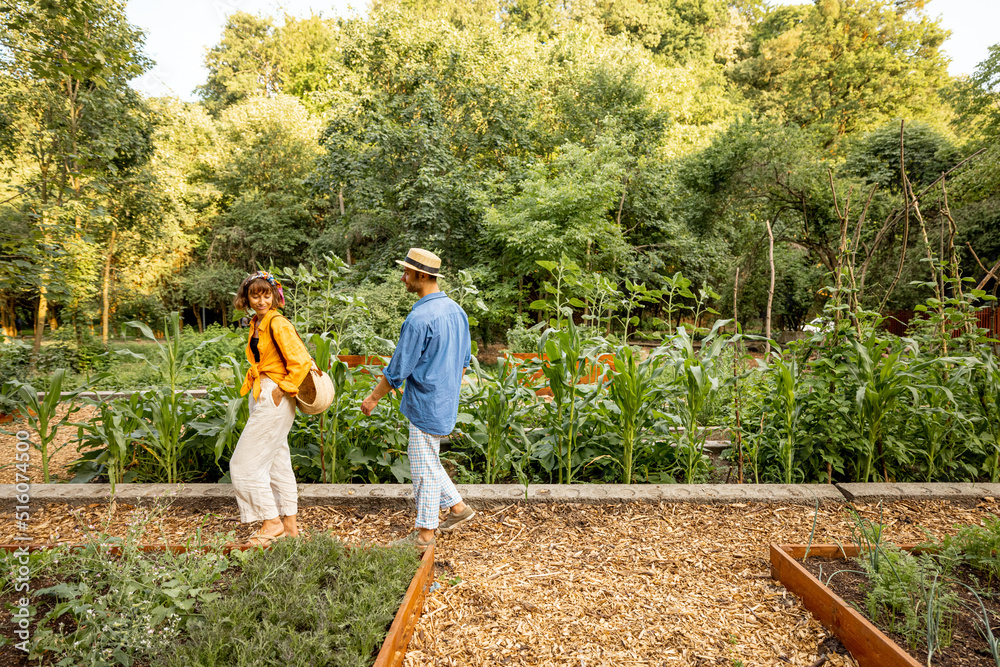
[
  {"xmin": 1, "ymin": 499, "xmax": 997, "ymax": 666},
  {"xmin": 802, "ymin": 556, "xmax": 1000, "ymax": 667}
]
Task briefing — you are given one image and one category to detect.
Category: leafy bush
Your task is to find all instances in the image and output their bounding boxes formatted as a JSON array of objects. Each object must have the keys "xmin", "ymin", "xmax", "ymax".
[
  {"xmin": 16, "ymin": 513, "xmax": 233, "ymax": 667},
  {"xmin": 178, "ymin": 323, "xmax": 243, "ymax": 370},
  {"xmin": 860, "ymin": 545, "xmax": 957, "ymax": 655},
  {"xmin": 0, "ymin": 339, "xmax": 31, "ymax": 413},
  {"xmin": 503, "ymin": 317, "xmax": 543, "ymax": 353},
  {"xmin": 162, "ymin": 533, "xmax": 420, "ymax": 667}
]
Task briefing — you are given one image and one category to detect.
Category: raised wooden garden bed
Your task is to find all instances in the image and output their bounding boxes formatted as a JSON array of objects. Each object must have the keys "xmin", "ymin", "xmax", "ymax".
[
  {"xmin": 0, "ymin": 541, "xmax": 434, "ymax": 667},
  {"xmin": 770, "ymin": 543, "xmax": 922, "ymax": 667}
]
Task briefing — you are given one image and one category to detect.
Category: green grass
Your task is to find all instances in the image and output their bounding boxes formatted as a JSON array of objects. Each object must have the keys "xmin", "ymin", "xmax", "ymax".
[{"xmin": 160, "ymin": 533, "xmax": 421, "ymax": 667}]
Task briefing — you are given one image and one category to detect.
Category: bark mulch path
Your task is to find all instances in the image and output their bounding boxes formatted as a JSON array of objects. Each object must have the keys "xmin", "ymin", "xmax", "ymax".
[{"xmin": 2, "ymin": 498, "xmax": 996, "ymax": 666}]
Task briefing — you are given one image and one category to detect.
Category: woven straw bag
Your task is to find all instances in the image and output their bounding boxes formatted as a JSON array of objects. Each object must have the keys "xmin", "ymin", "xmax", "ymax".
[{"xmin": 294, "ymin": 365, "xmax": 334, "ymax": 414}]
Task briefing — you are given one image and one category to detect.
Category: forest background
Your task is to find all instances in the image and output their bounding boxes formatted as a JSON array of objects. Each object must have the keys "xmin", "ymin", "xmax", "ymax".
[{"xmin": 2, "ymin": 0, "xmax": 999, "ymax": 358}]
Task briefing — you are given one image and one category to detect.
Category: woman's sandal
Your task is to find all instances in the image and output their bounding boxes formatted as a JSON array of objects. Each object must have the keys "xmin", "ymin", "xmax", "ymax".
[{"xmin": 244, "ymin": 530, "xmax": 285, "ymax": 546}]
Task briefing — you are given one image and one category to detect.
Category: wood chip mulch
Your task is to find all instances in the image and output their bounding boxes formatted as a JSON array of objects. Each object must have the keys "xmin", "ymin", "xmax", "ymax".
[{"xmin": 3, "ymin": 498, "xmax": 997, "ymax": 666}]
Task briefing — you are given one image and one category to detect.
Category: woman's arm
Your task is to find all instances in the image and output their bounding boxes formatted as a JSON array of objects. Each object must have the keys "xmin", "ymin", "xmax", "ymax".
[{"xmin": 271, "ymin": 318, "xmax": 312, "ymax": 396}]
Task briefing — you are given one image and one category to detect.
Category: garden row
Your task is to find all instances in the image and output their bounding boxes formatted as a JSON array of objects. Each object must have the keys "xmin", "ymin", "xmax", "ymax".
[
  {"xmin": 3, "ymin": 251, "xmax": 999, "ymax": 489},
  {"xmin": 775, "ymin": 511, "xmax": 1000, "ymax": 667},
  {"xmin": 3, "ymin": 301, "xmax": 999, "ymax": 492},
  {"xmin": 0, "ymin": 528, "xmax": 428, "ymax": 667}
]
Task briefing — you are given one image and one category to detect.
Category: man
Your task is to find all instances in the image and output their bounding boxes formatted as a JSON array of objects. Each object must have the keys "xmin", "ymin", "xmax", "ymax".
[{"xmin": 361, "ymin": 248, "xmax": 476, "ymax": 551}]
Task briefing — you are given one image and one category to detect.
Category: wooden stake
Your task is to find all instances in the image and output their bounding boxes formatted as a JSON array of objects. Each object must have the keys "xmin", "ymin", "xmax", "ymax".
[
  {"xmin": 733, "ymin": 268, "xmax": 744, "ymax": 484},
  {"xmin": 765, "ymin": 220, "xmax": 775, "ymax": 358}
]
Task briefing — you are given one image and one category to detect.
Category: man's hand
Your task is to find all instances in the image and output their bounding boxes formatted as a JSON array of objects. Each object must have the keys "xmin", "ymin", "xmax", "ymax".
[
  {"xmin": 361, "ymin": 393, "xmax": 379, "ymax": 416},
  {"xmin": 271, "ymin": 386, "xmax": 284, "ymax": 405},
  {"xmin": 361, "ymin": 376, "xmax": 393, "ymax": 417}
]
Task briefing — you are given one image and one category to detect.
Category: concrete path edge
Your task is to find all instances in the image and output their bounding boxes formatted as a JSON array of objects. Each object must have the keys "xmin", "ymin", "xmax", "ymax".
[{"xmin": 5, "ymin": 482, "xmax": 998, "ymax": 510}]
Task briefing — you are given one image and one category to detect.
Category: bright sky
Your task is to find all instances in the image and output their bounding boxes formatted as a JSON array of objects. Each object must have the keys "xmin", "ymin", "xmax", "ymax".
[{"xmin": 125, "ymin": 0, "xmax": 1000, "ymax": 102}]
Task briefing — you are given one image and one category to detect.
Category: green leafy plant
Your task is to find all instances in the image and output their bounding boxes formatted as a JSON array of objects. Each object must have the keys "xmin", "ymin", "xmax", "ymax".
[
  {"xmin": 72, "ymin": 394, "xmax": 145, "ymax": 489},
  {"xmin": 840, "ymin": 334, "xmax": 925, "ymax": 483},
  {"xmin": 6, "ymin": 368, "xmax": 100, "ymax": 482},
  {"xmin": 112, "ymin": 312, "xmax": 226, "ymax": 483},
  {"xmin": 163, "ymin": 533, "xmax": 420, "ymax": 667},
  {"xmin": 771, "ymin": 354, "xmax": 801, "ymax": 485},
  {"xmin": 530, "ymin": 256, "xmax": 588, "ymax": 329},
  {"xmin": 971, "ymin": 350, "xmax": 1000, "ymax": 482},
  {"xmin": 466, "ymin": 356, "xmax": 534, "ymax": 484},
  {"xmin": 664, "ymin": 321, "xmax": 735, "ymax": 483},
  {"xmin": 26, "ymin": 510, "xmax": 233, "ymax": 667},
  {"xmin": 602, "ymin": 344, "xmax": 670, "ymax": 484},
  {"xmin": 536, "ymin": 318, "xmax": 605, "ymax": 484},
  {"xmin": 860, "ymin": 545, "xmax": 956, "ymax": 657}
]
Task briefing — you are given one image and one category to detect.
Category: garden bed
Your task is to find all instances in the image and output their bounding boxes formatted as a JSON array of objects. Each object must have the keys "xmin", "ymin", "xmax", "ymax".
[
  {"xmin": 773, "ymin": 541, "xmax": 1000, "ymax": 667},
  {"xmin": 0, "ymin": 534, "xmax": 433, "ymax": 667},
  {"xmin": 12, "ymin": 498, "xmax": 997, "ymax": 665}
]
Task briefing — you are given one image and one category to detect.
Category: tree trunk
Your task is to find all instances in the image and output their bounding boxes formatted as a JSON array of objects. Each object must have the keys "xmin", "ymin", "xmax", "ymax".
[
  {"xmin": 31, "ymin": 286, "xmax": 48, "ymax": 373},
  {"xmin": 192, "ymin": 304, "xmax": 203, "ymax": 333},
  {"xmin": 0, "ymin": 293, "xmax": 15, "ymax": 339},
  {"xmin": 101, "ymin": 225, "xmax": 116, "ymax": 344}
]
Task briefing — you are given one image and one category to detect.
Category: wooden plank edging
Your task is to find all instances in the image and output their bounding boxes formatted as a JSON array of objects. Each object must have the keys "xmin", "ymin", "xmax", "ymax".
[
  {"xmin": 374, "ymin": 545, "xmax": 435, "ymax": 667},
  {"xmin": 769, "ymin": 543, "xmax": 921, "ymax": 667}
]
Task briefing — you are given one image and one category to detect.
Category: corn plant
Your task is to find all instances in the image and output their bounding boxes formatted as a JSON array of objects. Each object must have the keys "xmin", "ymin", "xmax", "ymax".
[
  {"xmin": 537, "ymin": 318, "xmax": 605, "ymax": 484},
  {"xmin": 972, "ymin": 351, "xmax": 1000, "ymax": 482},
  {"xmin": 112, "ymin": 312, "xmax": 225, "ymax": 484},
  {"xmin": 73, "ymin": 395, "xmax": 144, "ymax": 489},
  {"xmin": 909, "ymin": 362, "xmax": 975, "ymax": 482},
  {"xmin": 187, "ymin": 355, "xmax": 249, "ymax": 473},
  {"xmin": 602, "ymin": 344, "xmax": 670, "ymax": 484},
  {"xmin": 6, "ymin": 368, "xmax": 99, "ymax": 483},
  {"xmin": 769, "ymin": 354, "xmax": 801, "ymax": 484},
  {"xmin": 663, "ymin": 321, "xmax": 734, "ymax": 483},
  {"xmin": 840, "ymin": 334, "xmax": 927, "ymax": 483},
  {"xmin": 466, "ymin": 356, "xmax": 534, "ymax": 484}
]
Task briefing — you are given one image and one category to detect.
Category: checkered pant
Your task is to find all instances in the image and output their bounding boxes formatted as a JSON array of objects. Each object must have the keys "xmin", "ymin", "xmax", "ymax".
[{"xmin": 408, "ymin": 423, "xmax": 462, "ymax": 529}]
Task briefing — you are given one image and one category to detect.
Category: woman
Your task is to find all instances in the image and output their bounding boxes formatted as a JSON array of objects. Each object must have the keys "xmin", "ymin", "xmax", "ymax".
[{"xmin": 231, "ymin": 271, "xmax": 312, "ymax": 544}]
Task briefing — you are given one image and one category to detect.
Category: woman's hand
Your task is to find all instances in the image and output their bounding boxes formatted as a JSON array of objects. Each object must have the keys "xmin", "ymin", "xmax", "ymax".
[{"xmin": 271, "ymin": 386, "xmax": 284, "ymax": 405}]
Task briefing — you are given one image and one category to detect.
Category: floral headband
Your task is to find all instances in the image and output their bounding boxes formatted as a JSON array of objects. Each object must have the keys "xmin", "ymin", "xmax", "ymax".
[{"xmin": 242, "ymin": 270, "xmax": 285, "ymax": 307}]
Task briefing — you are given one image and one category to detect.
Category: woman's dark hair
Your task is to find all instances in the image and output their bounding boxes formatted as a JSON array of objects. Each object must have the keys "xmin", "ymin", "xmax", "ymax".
[{"xmin": 233, "ymin": 277, "xmax": 283, "ymax": 310}]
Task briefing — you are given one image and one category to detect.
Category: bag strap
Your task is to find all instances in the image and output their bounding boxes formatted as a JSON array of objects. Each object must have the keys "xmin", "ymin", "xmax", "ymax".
[{"xmin": 263, "ymin": 314, "xmax": 318, "ymax": 375}]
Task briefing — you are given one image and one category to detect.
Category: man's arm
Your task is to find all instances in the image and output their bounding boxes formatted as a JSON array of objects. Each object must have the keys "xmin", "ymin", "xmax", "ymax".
[{"xmin": 361, "ymin": 375, "xmax": 392, "ymax": 416}]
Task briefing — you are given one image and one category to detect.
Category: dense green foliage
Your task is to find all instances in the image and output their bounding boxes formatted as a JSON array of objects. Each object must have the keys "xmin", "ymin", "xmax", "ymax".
[
  {"xmin": 3, "ymin": 0, "xmax": 997, "ymax": 349},
  {"xmin": 3, "ymin": 1, "xmax": 1000, "ymax": 489},
  {"xmin": 2, "ymin": 519, "xmax": 419, "ymax": 667},
  {"xmin": 164, "ymin": 534, "xmax": 420, "ymax": 667}
]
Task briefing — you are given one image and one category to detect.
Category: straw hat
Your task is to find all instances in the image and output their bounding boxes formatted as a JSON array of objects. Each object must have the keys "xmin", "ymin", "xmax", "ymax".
[
  {"xmin": 294, "ymin": 366, "xmax": 335, "ymax": 415},
  {"xmin": 396, "ymin": 248, "xmax": 442, "ymax": 277}
]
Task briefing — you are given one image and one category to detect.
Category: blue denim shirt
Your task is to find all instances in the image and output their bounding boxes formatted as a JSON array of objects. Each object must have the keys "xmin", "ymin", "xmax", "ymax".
[{"xmin": 383, "ymin": 292, "xmax": 471, "ymax": 436}]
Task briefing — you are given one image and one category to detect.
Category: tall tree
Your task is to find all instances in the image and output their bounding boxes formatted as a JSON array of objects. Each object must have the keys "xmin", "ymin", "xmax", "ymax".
[
  {"xmin": 197, "ymin": 12, "xmax": 281, "ymax": 113},
  {"xmin": 0, "ymin": 0, "xmax": 152, "ymax": 358},
  {"xmin": 730, "ymin": 0, "xmax": 948, "ymax": 145}
]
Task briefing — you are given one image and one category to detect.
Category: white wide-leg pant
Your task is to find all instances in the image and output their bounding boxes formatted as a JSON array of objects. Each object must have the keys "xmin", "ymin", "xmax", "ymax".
[{"xmin": 230, "ymin": 376, "xmax": 298, "ymax": 522}]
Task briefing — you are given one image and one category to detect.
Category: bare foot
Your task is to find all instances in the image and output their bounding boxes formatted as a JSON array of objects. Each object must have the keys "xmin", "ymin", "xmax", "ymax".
[{"xmin": 281, "ymin": 514, "xmax": 299, "ymax": 537}]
